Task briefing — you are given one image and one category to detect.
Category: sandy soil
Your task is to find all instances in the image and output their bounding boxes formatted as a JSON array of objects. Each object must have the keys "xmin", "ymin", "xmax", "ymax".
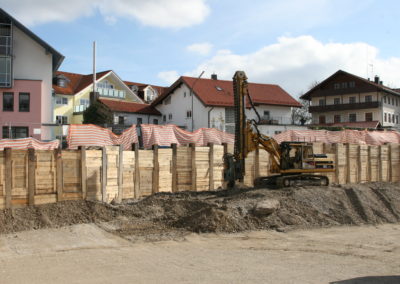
[{"xmin": 0, "ymin": 223, "xmax": 399, "ymax": 284}]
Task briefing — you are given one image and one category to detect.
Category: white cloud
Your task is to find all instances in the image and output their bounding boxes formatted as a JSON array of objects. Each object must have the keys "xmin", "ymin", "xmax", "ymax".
[
  {"xmin": 186, "ymin": 36, "xmax": 400, "ymax": 96},
  {"xmin": 186, "ymin": 42, "xmax": 213, "ymax": 56},
  {"xmin": 0, "ymin": 0, "xmax": 209, "ymax": 28},
  {"xmin": 158, "ymin": 70, "xmax": 180, "ymax": 84}
]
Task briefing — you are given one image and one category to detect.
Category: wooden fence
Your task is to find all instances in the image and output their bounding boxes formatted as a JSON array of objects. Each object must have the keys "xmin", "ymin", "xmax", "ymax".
[{"xmin": 0, "ymin": 143, "xmax": 399, "ymax": 209}]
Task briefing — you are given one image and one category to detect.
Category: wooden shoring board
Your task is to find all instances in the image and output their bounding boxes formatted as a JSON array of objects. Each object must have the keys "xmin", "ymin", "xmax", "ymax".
[
  {"xmin": 213, "ymin": 145, "xmax": 224, "ymax": 189},
  {"xmin": 61, "ymin": 150, "xmax": 81, "ymax": 194},
  {"xmin": 390, "ymin": 144, "xmax": 400, "ymax": 182},
  {"xmin": 139, "ymin": 149, "xmax": 154, "ymax": 196},
  {"xmin": 176, "ymin": 146, "xmax": 191, "ymax": 191},
  {"xmin": 85, "ymin": 150, "xmax": 102, "ymax": 201},
  {"xmin": 244, "ymin": 151, "xmax": 255, "ymax": 187},
  {"xmin": 122, "ymin": 150, "xmax": 135, "ymax": 199},
  {"xmin": 35, "ymin": 150, "xmax": 56, "ymax": 195},
  {"xmin": 195, "ymin": 146, "xmax": 209, "ymax": 191},
  {"xmin": 158, "ymin": 148, "xmax": 173, "ymax": 193},
  {"xmin": 380, "ymin": 145, "xmax": 389, "ymax": 182}
]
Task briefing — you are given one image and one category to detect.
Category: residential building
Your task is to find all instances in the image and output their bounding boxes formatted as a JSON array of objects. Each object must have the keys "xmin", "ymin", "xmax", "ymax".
[
  {"xmin": 53, "ymin": 70, "xmax": 144, "ymax": 126},
  {"xmin": 300, "ymin": 70, "xmax": 400, "ymax": 129},
  {"xmin": 0, "ymin": 8, "xmax": 64, "ymax": 140},
  {"xmin": 152, "ymin": 74, "xmax": 304, "ymax": 136}
]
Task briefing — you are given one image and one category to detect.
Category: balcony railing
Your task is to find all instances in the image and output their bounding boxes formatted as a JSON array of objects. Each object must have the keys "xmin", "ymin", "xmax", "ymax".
[
  {"xmin": 311, "ymin": 118, "xmax": 374, "ymax": 124},
  {"xmin": 97, "ymin": 87, "xmax": 125, "ymax": 99},
  {"xmin": 258, "ymin": 116, "xmax": 294, "ymax": 125},
  {"xmin": 309, "ymin": 101, "xmax": 380, "ymax": 112},
  {"xmin": 73, "ymin": 104, "xmax": 88, "ymax": 113}
]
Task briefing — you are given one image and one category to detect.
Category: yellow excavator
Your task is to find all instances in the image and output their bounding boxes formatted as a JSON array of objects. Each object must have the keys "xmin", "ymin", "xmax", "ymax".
[{"xmin": 223, "ymin": 71, "xmax": 335, "ymax": 188}]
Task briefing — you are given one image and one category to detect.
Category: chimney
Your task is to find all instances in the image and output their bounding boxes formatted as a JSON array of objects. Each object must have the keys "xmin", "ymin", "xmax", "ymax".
[
  {"xmin": 374, "ymin": 75, "xmax": 380, "ymax": 84},
  {"xmin": 211, "ymin": 73, "xmax": 218, "ymax": 80}
]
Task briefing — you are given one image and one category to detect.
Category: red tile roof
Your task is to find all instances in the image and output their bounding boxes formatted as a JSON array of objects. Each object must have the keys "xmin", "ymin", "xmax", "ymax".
[
  {"xmin": 99, "ymin": 98, "xmax": 161, "ymax": 116},
  {"xmin": 53, "ymin": 70, "xmax": 111, "ymax": 95},
  {"xmin": 152, "ymin": 76, "xmax": 301, "ymax": 108}
]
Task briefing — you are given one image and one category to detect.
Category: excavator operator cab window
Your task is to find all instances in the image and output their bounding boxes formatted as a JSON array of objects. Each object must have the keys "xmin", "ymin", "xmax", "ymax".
[{"xmin": 289, "ymin": 146, "xmax": 302, "ymax": 169}]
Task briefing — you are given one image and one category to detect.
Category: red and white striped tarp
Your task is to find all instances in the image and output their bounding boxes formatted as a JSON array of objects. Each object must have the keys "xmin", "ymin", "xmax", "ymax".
[
  {"xmin": 0, "ymin": 137, "xmax": 59, "ymax": 150},
  {"xmin": 141, "ymin": 124, "xmax": 234, "ymax": 148},
  {"xmin": 67, "ymin": 124, "xmax": 138, "ymax": 150},
  {"xmin": 274, "ymin": 129, "xmax": 400, "ymax": 145}
]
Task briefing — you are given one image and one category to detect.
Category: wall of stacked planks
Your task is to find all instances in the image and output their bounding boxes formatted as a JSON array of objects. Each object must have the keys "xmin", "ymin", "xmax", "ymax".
[{"xmin": 0, "ymin": 142, "xmax": 399, "ymax": 209}]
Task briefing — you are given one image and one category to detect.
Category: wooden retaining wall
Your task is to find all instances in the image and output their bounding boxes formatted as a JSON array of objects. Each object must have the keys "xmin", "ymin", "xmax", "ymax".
[{"xmin": 0, "ymin": 143, "xmax": 399, "ymax": 209}]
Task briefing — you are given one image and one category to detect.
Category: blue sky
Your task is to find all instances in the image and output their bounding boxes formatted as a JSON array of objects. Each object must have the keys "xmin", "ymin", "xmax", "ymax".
[{"xmin": 2, "ymin": 0, "xmax": 400, "ymax": 96}]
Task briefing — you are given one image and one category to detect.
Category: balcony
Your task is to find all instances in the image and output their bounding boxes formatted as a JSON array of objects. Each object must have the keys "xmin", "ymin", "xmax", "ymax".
[
  {"xmin": 73, "ymin": 104, "xmax": 88, "ymax": 113},
  {"xmin": 309, "ymin": 101, "xmax": 380, "ymax": 113},
  {"xmin": 97, "ymin": 87, "xmax": 125, "ymax": 99},
  {"xmin": 258, "ymin": 116, "xmax": 293, "ymax": 125}
]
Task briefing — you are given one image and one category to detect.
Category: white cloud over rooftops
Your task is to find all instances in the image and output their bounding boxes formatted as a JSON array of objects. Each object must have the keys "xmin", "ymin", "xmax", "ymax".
[
  {"xmin": 186, "ymin": 42, "xmax": 213, "ymax": 56},
  {"xmin": 0, "ymin": 0, "xmax": 210, "ymax": 28},
  {"xmin": 165, "ymin": 35, "xmax": 400, "ymax": 97},
  {"xmin": 157, "ymin": 70, "xmax": 180, "ymax": 85}
]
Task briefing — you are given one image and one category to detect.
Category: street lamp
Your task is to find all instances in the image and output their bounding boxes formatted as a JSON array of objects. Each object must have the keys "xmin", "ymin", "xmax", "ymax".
[{"xmin": 191, "ymin": 70, "xmax": 205, "ymax": 131}]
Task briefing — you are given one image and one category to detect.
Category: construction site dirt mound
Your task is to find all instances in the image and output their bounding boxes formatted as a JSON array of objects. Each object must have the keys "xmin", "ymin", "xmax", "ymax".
[{"xmin": 1, "ymin": 182, "xmax": 400, "ymax": 239}]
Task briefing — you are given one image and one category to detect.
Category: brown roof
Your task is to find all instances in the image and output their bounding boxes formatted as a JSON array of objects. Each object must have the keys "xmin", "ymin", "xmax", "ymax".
[
  {"xmin": 99, "ymin": 98, "xmax": 161, "ymax": 116},
  {"xmin": 301, "ymin": 70, "xmax": 400, "ymax": 100},
  {"xmin": 152, "ymin": 76, "xmax": 301, "ymax": 108},
  {"xmin": 53, "ymin": 70, "xmax": 111, "ymax": 95}
]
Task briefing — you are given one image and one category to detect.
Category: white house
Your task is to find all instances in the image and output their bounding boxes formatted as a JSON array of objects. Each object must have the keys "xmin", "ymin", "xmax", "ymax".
[
  {"xmin": 301, "ymin": 70, "xmax": 400, "ymax": 130},
  {"xmin": 152, "ymin": 74, "xmax": 304, "ymax": 136}
]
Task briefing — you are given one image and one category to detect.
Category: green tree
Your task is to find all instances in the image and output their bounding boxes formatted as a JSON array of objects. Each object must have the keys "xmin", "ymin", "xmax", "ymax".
[{"xmin": 82, "ymin": 100, "xmax": 113, "ymax": 125}]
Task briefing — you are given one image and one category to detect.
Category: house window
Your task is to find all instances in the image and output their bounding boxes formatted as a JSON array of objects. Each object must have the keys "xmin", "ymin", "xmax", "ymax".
[
  {"xmin": 365, "ymin": 113, "xmax": 373, "ymax": 122},
  {"xmin": 318, "ymin": 115, "xmax": 326, "ymax": 124},
  {"xmin": 349, "ymin": 81, "xmax": 355, "ymax": 88},
  {"xmin": 2, "ymin": 126, "xmax": 28, "ymax": 139},
  {"xmin": 384, "ymin": 113, "xmax": 387, "ymax": 122},
  {"xmin": 389, "ymin": 114, "xmax": 392, "ymax": 123},
  {"xmin": 397, "ymin": 115, "xmax": 399, "ymax": 124},
  {"xmin": 56, "ymin": 115, "xmax": 68, "ymax": 125},
  {"xmin": 349, "ymin": 97, "xmax": 356, "ymax": 104},
  {"xmin": 153, "ymin": 119, "xmax": 158, "ymax": 125},
  {"xmin": 392, "ymin": 114, "xmax": 395, "ymax": 123},
  {"xmin": 349, "ymin": 113, "xmax": 357, "ymax": 122},
  {"xmin": 225, "ymin": 108, "xmax": 235, "ymax": 123},
  {"xmin": 80, "ymin": 99, "xmax": 90, "ymax": 106},
  {"xmin": 57, "ymin": 78, "xmax": 66, "ymax": 88},
  {"xmin": 164, "ymin": 96, "xmax": 171, "ymax": 105},
  {"xmin": 318, "ymin": 99, "xmax": 326, "ymax": 106},
  {"xmin": 341, "ymin": 82, "xmax": 348, "ymax": 88},
  {"xmin": 163, "ymin": 115, "xmax": 166, "ymax": 122},
  {"xmin": 186, "ymin": 110, "xmax": 192, "ymax": 118},
  {"xmin": 392, "ymin": 98, "xmax": 395, "ymax": 105},
  {"xmin": 334, "ymin": 115, "xmax": 341, "ymax": 123},
  {"xmin": 334, "ymin": 98, "xmax": 340, "ymax": 105},
  {"xmin": 168, "ymin": 113, "xmax": 172, "ymax": 120},
  {"xmin": 274, "ymin": 131, "xmax": 282, "ymax": 135},
  {"xmin": 396, "ymin": 98, "xmax": 399, "ymax": 106},
  {"xmin": 19, "ymin": 93, "xmax": 30, "ymax": 112},
  {"xmin": 137, "ymin": 117, "xmax": 142, "ymax": 125},
  {"xmin": 263, "ymin": 111, "xmax": 270, "ymax": 118},
  {"xmin": 184, "ymin": 92, "xmax": 186, "ymax": 98},
  {"xmin": 365, "ymin": 95, "xmax": 372, "ymax": 103},
  {"xmin": 3, "ymin": 92, "xmax": 13, "ymax": 111},
  {"xmin": 97, "ymin": 80, "xmax": 114, "ymax": 89},
  {"xmin": 383, "ymin": 97, "xmax": 387, "ymax": 103},
  {"xmin": 56, "ymin": 97, "xmax": 68, "ymax": 105},
  {"xmin": 334, "ymin": 83, "xmax": 340, "ymax": 90}
]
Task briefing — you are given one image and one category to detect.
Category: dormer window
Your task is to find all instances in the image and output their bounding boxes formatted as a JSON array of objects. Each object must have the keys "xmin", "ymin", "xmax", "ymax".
[
  {"xmin": 215, "ymin": 86, "xmax": 223, "ymax": 91},
  {"xmin": 57, "ymin": 78, "xmax": 66, "ymax": 88}
]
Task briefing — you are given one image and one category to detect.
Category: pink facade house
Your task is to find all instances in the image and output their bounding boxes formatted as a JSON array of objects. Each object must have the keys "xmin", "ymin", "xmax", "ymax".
[{"xmin": 0, "ymin": 9, "xmax": 64, "ymax": 140}]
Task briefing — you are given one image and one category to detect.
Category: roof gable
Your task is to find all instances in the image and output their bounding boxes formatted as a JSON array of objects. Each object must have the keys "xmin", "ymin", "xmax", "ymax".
[
  {"xmin": 301, "ymin": 70, "xmax": 400, "ymax": 100},
  {"xmin": 0, "ymin": 8, "xmax": 64, "ymax": 71}
]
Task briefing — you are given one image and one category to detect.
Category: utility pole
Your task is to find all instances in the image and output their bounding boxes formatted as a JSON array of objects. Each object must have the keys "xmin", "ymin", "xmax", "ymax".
[
  {"xmin": 191, "ymin": 71, "xmax": 205, "ymax": 131},
  {"xmin": 93, "ymin": 41, "xmax": 96, "ymax": 92}
]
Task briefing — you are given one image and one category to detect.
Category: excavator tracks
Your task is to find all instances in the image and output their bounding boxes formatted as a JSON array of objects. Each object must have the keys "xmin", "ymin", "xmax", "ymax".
[{"xmin": 254, "ymin": 174, "xmax": 329, "ymax": 188}]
